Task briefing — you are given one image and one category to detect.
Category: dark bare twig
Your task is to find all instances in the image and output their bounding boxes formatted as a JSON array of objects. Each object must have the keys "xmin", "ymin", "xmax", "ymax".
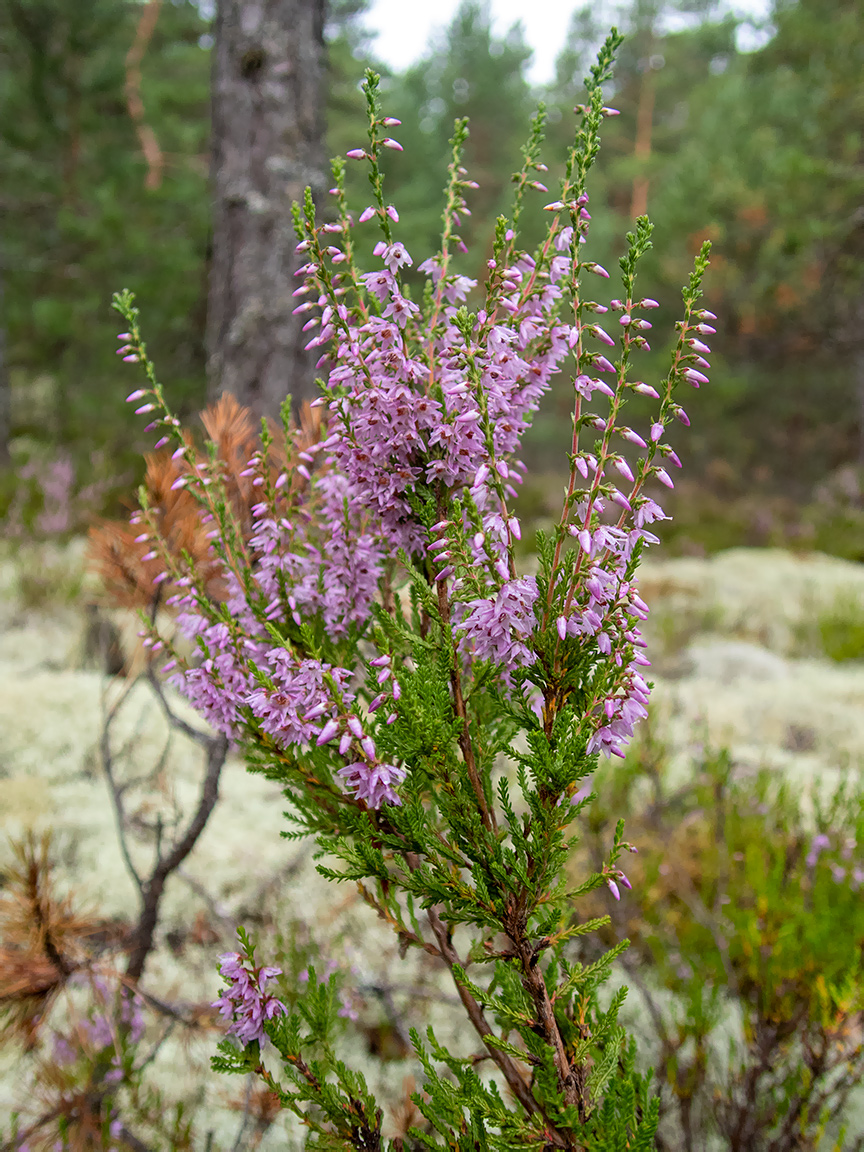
[
  {"xmin": 101, "ymin": 679, "xmax": 145, "ymax": 894},
  {"xmin": 230, "ymin": 1075, "xmax": 255, "ymax": 1152},
  {"xmin": 125, "ymin": 725, "xmax": 229, "ymax": 981},
  {"xmin": 99, "ymin": 665, "xmax": 230, "ymax": 982}
]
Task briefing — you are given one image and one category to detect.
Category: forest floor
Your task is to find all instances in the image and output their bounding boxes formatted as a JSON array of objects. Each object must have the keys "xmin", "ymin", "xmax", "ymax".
[{"xmin": 3, "ymin": 538, "xmax": 864, "ymax": 1145}]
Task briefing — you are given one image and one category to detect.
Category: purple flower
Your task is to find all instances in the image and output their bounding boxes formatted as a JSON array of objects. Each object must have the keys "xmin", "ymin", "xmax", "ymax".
[
  {"xmin": 337, "ymin": 759, "xmax": 406, "ymax": 807},
  {"xmin": 457, "ymin": 576, "xmax": 539, "ymax": 671},
  {"xmin": 213, "ymin": 947, "xmax": 287, "ymax": 1047}
]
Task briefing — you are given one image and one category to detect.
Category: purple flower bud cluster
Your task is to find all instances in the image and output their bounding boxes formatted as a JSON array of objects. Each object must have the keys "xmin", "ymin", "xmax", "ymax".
[
  {"xmin": 212, "ymin": 948, "xmax": 287, "ymax": 1046},
  {"xmin": 117, "ymin": 91, "xmax": 714, "ymax": 805},
  {"xmin": 805, "ymin": 830, "xmax": 864, "ymax": 888}
]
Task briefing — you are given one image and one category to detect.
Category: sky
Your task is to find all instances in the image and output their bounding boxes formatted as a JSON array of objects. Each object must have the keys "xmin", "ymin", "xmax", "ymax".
[{"xmin": 364, "ymin": 0, "xmax": 776, "ymax": 86}]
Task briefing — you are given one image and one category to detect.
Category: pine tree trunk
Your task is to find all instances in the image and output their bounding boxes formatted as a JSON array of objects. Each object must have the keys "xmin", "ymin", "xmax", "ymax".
[{"xmin": 206, "ymin": 0, "xmax": 327, "ymax": 419}]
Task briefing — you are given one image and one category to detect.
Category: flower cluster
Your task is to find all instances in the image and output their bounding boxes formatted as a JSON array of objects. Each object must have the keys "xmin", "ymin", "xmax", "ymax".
[
  {"xmin": 109, "ymin": 42, "xmax": 716, "ymax": 1147},
  {"xmin": 114, "ymin": 67, "xmax": 711, "ymax": 810},
  {"xmin": 213, "ymin": 940, "xmax": 287, "ymax": 1046}
]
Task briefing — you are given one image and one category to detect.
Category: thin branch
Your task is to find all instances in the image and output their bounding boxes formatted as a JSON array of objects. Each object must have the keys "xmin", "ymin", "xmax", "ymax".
[
  {"xmin": 101, "ymin": 680, "xmax": 145, "ymax": 894},
  {"xmin": 124, "ymin": 0, "xmax": 164, "ymax": 190},
  {"xmin": 126, "ymin": 725, "xmax": 229, "ymax": 981},
  {"xmin": 231, "ymin": 1075, "xmax": 255, "ymax": 1152},
  {"xmin": 423, "ymin": 903, "xmax": 545, "ymax": 1127},
  {"xmin": 145, "ymin": 662, "xmax": 215, "ymax": 747}
]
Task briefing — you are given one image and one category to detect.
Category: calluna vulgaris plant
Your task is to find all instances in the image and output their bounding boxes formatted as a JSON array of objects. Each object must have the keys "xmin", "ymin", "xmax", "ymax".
[{"xmin": 112, "ymin": 35, "xmax": 715, "ymax": 1150}]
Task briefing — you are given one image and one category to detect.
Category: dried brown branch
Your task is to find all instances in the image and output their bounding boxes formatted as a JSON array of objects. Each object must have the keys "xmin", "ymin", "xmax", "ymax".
[
  {"xmin": 87, "ymin": 394, "xmax": 322, "ymax": 614},
  {"xmin": 0, "ymin": 834, "xmax": 112, "ymax": 1047},
  {"xmin": 125, "ymin": 0, "xmax": 164, "ymax": 191}
]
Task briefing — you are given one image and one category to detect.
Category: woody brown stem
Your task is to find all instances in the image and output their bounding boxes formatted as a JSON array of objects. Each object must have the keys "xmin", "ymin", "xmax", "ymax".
[{"xmin": 125, "ymin": 0, "xmax": 164, "ymax": 191}]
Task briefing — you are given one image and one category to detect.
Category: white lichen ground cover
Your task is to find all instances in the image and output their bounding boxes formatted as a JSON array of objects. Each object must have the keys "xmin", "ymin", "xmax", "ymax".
[{"xmin": 2, "ymin": 540, "xmax": 864, "ymax": 1144}]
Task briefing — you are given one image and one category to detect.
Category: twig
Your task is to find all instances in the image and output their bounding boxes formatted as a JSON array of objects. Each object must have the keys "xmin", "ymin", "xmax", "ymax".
[
  {"xmin": 231, "ymin": 1075, "xmax": 255, "ymax": 1152},
  {"xmin": 126, "ymin": 725, "xmax": 229, "ymax": 981},
  {"xmin": 124, "ymin": 0, "xmax": 164, "ymax": 190}
]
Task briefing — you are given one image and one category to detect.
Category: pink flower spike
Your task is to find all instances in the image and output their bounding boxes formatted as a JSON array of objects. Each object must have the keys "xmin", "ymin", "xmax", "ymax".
[
  {"xmin": 621, "ymin": 428, "xmax": 648, "ymax": 449},
  {"xmin": 381, "ymin": 138, "xmax": 403, "ymax": 151},
  {"xmin": 317, "ymin": 719, "xmax": 340, "ymax": 746},
  {"xmin": 655, "ymin": 468, "xmax": 674, "ymax": 489},
  {"xmin": 684, "ymin": 368, "xmax": 709, "ymax": 387},
  {"xmin": 556, "ymin": 616, "xmax": 567, "ymax": 641},
  {"xmin": 674, "ymin": 406, "xmax": 690, "ymax": 427},
  {"xmin": 614, "ymin": 458, "xmax": 635, "ymax": 482},
  {"xmin": 358, "ymin": 206, "xmax": 376, "ymax": 223},
  {"xmin": 360, "ymin": 736, "xmax": 376, "ymax": 759},
  {"xmin": 346, "ymin": 149, "xmax": 367, "ymax": 160}
]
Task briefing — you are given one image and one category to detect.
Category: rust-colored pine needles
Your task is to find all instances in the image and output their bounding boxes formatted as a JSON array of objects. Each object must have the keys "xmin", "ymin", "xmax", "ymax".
[
  {"xmin": 87, "ymin": 393, "xmax": 322, "ymax": 611},
  {"xmin": 0, "ymin": 833, "xmax": 111, "ymax": 1048}
]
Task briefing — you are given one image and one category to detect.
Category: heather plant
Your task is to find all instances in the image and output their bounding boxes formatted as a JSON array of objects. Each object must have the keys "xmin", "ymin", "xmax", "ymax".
[{"xmin": 110, "ymin": 35, "xmax": 715, "ymax": 1150}]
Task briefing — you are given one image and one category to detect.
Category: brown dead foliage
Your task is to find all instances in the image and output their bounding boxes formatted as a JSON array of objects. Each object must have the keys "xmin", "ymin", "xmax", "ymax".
[
  {"xmin": 87, "ymin": 392, "xmax": 322, "ymax": 611},
  {"xmin": 0, "ymin": 833, "xmax": 117, "ymax": 1047}
]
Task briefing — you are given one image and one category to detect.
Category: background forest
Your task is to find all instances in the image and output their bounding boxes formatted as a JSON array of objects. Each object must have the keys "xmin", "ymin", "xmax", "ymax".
[
  {"xmin": 5, "ymin": 2, "xmax": 864, "ymax": 1150},
  {"xmin": 1, "ymin": 0, "xmax": 862, "ymax": 556}
]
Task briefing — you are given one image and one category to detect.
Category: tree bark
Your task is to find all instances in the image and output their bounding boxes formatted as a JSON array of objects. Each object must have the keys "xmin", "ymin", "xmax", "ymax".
[{"xmin": 207, "ymin": 0, "xmax": 327, "ymax": 420}]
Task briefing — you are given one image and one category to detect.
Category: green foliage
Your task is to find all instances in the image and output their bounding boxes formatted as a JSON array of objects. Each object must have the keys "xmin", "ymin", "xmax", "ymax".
[
  {"xmin": 0, "ymin": 0, "xmax": 212, "ymax": 456},
  {"xmin": 818, "ymin": 591, "xmax": 864, "ymax": 662},
  {"xmin": 583, "ymin": 734, "xmax": 864, "ymax": 1148}
]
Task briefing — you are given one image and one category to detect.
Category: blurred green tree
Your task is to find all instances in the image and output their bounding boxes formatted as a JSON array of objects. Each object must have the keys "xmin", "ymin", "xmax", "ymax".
[
  {"xmin": 0, "ymin": 0, "xmax": 212, "ymax": 458},
  {"xmin": 379, "ymin": 1, "xmax": 535, "ymax": 284}
]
